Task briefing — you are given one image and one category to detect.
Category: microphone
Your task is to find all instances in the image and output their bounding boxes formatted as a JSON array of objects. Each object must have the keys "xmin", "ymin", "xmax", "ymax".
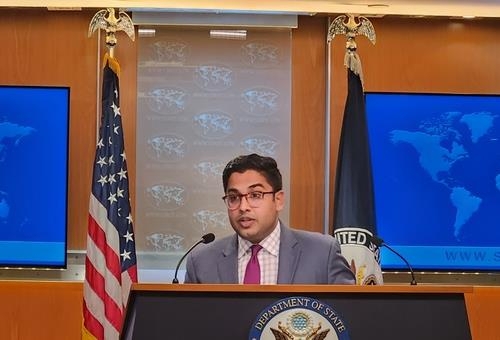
[
  {"xmin": 371, "ymin": 236, "xmax": 417, "ymax": 285},
  {"xmin": 172, "ymin": 233, "xmax": 215, "ymax": 284}
]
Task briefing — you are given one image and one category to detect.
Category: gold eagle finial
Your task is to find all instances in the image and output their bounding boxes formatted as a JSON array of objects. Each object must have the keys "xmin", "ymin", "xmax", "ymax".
[
  {"xmin": 327, "ymin": 14, "xmax": 376, "ymax": 45},
  {"xmin": 88, "ymin": 8, "xmax": 135, "ymax": 56},
  {"xmin": 327, "ymin": 14, "xmax": 376, "ymax": 87}
]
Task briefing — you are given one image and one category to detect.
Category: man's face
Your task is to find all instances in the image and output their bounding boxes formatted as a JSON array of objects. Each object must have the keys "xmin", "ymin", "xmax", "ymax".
[{"xmin": 225, "ymin": 170, "xmax": 284, "ymax": 244}]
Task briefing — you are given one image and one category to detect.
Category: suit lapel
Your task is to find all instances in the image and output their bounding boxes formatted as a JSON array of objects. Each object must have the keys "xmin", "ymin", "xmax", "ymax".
[
  {"xmin": 218, "ymin": 234, "xmax": 239, "ymax": 283},
  {"xmin": 277, "ymin": 225, "xmax": 300, "ymax": 284}
]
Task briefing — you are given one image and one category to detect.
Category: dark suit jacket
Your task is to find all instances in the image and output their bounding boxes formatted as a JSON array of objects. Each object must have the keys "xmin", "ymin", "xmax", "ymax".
[{"xmin": 184, "ymin": 224, "xmax": 355, "ymax": 284}]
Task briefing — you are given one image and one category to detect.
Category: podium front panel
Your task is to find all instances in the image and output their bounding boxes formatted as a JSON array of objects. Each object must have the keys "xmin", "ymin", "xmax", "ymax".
[{"xmin": 121, "ymin": 286, "xmax": 471, "ymax": 340}]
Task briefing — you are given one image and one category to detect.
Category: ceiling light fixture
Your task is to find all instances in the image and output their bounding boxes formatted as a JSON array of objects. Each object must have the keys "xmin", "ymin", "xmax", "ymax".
[
  {"xmin": 138, "ymin": 28, "xmax": 156, "ymax": 37},
  {"xmin": 367, "ymin": 3, "xmax": 389, "ymax": 8},
  {"xmin": 209, "ymin": 29, "xmax": 247, "ymax": 40}
]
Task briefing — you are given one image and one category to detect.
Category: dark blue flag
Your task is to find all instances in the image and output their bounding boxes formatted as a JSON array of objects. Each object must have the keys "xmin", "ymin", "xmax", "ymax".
[{"xmin": 333, "ymin": 69, "xmax": 383, "ymax": 285}]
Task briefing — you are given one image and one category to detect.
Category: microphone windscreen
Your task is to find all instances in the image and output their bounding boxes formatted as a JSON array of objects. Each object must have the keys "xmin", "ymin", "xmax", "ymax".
[{"xmin": 202, "ymin": 233, "xmax": 215, "ymax": 244}]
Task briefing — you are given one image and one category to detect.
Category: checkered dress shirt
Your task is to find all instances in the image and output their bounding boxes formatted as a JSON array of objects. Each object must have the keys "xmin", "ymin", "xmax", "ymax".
[{"xmin": 238, "ymin": 221, "xmax": 281, "ymax": 284}]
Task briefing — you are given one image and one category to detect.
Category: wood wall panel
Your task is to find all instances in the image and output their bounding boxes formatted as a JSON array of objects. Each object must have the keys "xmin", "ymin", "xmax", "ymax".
[
  {"xmin": 1, "ymin": 10, "xmax": 499, "ymax": 340},
  {"xmin": 465, "ymin": 286, "xmax": 500, "ymax": 340},
  {"xmin": 0, "ymin": 281, "xmax": 83, "ymax": 340},
  {"xmin": 0, "ymin": 9, "xmax": 330, "ymax": 250},
  {"xmin": 290, "ymin": 16, "xmax": 328, "ymax": 232},
  {"xmin": 329, "ymin": 16, "xmax": 500, "ymax": 227},
  {"xmin": 1, "ymin": 10, "xmax": 499, "ymax": 249},
  {"xmin": 360, "ymin": 17, "xmax": 500, "ymax": 93},
  {"xmin": 0, "ymin": 9, "xmax": 98, "ymax": 249},
  {"xmin": 0, "ymin": 9, "xmax": 137, "ymax": 249}
]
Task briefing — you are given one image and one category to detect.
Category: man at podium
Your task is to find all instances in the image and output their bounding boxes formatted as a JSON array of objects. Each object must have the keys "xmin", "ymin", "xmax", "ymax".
[{"xmin": 184, "ymin": 153, "xmax": 355, "ymax": 285}]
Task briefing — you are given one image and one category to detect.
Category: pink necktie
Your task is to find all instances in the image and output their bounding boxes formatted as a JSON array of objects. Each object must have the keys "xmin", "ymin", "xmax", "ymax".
[{"xmin": 243, "ymin": 244, "xmax": 262, "ymax": 284}]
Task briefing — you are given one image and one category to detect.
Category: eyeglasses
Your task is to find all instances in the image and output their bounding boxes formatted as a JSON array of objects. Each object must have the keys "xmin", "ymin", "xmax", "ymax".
[{"xmin": 222, "ymin": 191, "xmax": 276, "ymax": 210}]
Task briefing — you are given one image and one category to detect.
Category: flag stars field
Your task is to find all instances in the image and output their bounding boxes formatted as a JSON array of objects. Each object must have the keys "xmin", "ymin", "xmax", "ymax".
[
  {"xmin": 123, "ymin": 231, "xmax": 134, "ymax": 243},
  {"xmin": 97, "ymin": 176, "xmax": 107, "ymax": 186},
  {"xmin": 117, "ymin": 168, "xmax": 127, "ymax": 180},
  {"xmin": 112, "ymin": 102, "xmax": 120, "ymax": 116},
  {"xmin": 97, "ymin": 156, "xmax": 107, "ymax": 167},
  {"xmin": 107, "ymin": 192, "xmax": 117, "ymax": 204},
  {"xmin": 121, "ymin": 249, "xmax": 132, "ymax": 261}
]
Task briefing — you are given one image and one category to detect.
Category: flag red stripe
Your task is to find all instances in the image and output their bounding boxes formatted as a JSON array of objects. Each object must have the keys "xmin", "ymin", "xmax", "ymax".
[
  {"xmin": 85, "ymin": 252, "xmax": 105, "ymax": 302},
  {"xmin": 88, "ymin": 211, "xmax": 122, "ymax": 282},
  {"xmin": 83, "ymin": 302, "xmax": 104, "ymax": 340},
  {"xmin": 86, "ymin": 215, "xmax": 125, "ymax": 332},
  {"xmin": 125, "ymin": 265, "xmax": 138, "ymax": 283},
  {"xmin": 104, "ymin": 298, "xmax": 124, "ymax": 333},
  {"xmin": 85, "ymin": 251, "xmax": 123, "ymax": 329},
  {"xmin": 83, "ymin": 255, "xmax": 105, "ymax": 339}
]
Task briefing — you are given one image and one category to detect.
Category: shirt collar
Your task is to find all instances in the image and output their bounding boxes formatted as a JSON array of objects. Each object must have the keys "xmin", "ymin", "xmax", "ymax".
[{"xmin": 238, "ymin": 220, "xmax": 281, "ymax": 259}]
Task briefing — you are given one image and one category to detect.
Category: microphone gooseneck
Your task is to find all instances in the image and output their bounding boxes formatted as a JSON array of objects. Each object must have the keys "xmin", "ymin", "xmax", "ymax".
[
  {"xmin": 172, "ymin": 233, "xmax": 215, "ymax": 284},
  {"xmin": 372, "ymin": 236, "xmax": 417, "ymax": 286}
]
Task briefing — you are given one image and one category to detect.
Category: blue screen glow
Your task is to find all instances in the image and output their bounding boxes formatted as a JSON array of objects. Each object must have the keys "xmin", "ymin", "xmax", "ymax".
[
  {"xmin": 0, "ymin": 86, "xmax": 69, "ymax": 268},
  {"xmin": 366, "ymin": 92, "xmax": 500, "ymax": 272}
]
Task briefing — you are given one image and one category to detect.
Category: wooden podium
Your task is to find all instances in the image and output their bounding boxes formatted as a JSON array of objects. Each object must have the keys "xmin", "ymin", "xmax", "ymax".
[{"xmin": 120, "ymin": 284, "xmax": 473, "ymax": 340}]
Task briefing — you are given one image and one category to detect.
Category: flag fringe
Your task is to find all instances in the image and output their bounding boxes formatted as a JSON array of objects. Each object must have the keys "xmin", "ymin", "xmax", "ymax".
[
  {"xmin": 344, "ymin": 51, "xmax": 364, "ymax": 88},
  {"xmin": 81, "ymin": 325, "xmax": 98, "ymax": 340},
  {"xmin": 103, "ymin": 53, "xmax": 121, "ymax": 77}
]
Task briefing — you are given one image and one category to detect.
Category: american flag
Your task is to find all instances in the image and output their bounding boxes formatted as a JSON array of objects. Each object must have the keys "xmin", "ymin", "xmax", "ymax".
[{"xmin": 83, "ymin": 54, "xmax": 138, "ymax": 340}]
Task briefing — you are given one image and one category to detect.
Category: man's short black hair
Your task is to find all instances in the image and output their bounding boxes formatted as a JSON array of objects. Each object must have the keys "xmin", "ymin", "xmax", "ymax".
[{"xmin": 222, "ymin": 153, "xmax": 282, "ymax": 193}]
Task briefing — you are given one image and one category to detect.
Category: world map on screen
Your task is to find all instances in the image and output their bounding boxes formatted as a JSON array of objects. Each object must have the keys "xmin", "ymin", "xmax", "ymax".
[
  {"xmin": 0, "ymin": 121, "xmax": 35, "ymax": 224},
  {"xmin": 390, "ymin": 111, "xmax": 499, "ymax": 240},
  {"xmin": 367, "ymin": 94, "xmax": 500, "ymax": 247}
]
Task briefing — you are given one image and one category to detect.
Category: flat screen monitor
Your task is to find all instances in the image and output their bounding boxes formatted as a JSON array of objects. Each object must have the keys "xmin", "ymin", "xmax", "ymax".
[
  {"xmin": 365, "ymin": 92, "xmax": 500, "ymax": 272},
  {"xmin": 0, "ymin": 85, "xmax": 69, "ymax": 268}
]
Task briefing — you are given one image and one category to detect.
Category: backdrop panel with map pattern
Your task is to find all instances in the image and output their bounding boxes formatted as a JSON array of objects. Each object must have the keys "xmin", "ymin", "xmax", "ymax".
[{"xmin": 135, "ymin": 27, "xmax": 291, "ymax": 279}]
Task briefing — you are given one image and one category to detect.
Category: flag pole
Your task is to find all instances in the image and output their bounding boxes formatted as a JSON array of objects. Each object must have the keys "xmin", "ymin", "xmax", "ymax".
[
  {"xmin": 83, "ymin": 8, "xmax": 137, "ymax": 340},
  {"xmin": 327, "ymin": 14, "xmax": 383, "ymax": 285}
]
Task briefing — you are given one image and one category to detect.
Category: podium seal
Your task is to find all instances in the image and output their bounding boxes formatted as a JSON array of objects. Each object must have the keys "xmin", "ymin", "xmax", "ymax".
[{"xmin": 248, "ymin": 296, "xmax": 350, "ymax": 340}]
